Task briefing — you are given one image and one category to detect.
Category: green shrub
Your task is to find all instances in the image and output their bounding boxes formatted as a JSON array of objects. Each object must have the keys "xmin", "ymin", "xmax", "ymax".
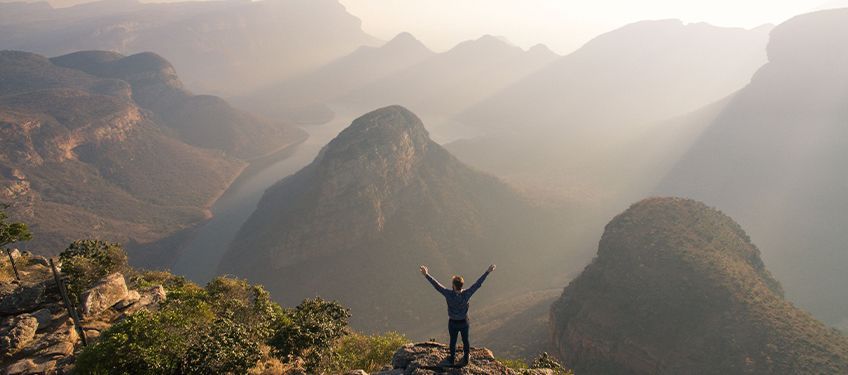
[
  {"xmin": 75, "ymin": 310, "xmax": 196, "ymax": 374},
  {"xmin": 270, "ymin": 297, "xmax": 351, "ymax": 371},
  {"xmin": 59, "ymin": 240, "xmax": 128, "ymax": 299},
  {"xmin": 500, "ymin": 357, "xmax": 530, "ymax": 370},
  {"xmin": 75, "ymin": 276, "xmax": 282, "ymax": 375},
  {"xmin": 180, "ymin": 316, "xmax": 263, "ymax": 374},
  {"xmin": 323, "ymin": 331, "xmax": 408, "ymax": 373}
]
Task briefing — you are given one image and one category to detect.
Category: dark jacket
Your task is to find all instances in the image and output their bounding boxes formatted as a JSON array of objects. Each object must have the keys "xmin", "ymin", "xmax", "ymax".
[{"xmin": 425, "ymin": 271, "xmax": 490, "ymax": 320}]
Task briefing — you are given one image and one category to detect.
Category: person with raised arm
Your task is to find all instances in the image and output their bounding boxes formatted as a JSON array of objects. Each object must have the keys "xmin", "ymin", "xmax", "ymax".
[{"xmin": 420, "ymin": 264, "xmax": 496, "ymax": 367}]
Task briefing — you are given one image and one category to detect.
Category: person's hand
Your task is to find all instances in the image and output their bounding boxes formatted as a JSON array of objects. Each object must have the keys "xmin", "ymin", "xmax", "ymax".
[
  {"xmin": 488, "ymin": 264, "xmax": 496, "ymax": 273},
  {"xmin": 420, "ymin": 265, "xmax": 429, "ymax": 276}
]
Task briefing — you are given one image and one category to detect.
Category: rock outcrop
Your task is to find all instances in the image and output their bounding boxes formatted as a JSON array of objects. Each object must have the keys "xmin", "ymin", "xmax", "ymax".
[
  {"xmin": 80, "ymin": 273, "xmax": 128, "ymax": 317},
  {"xmin": 370, "ymin": 342, "xmax": 555, "ymax": 375},
  {"xmin": 0, "ymin": 256, "xmax": 166, "ymax": 374}
]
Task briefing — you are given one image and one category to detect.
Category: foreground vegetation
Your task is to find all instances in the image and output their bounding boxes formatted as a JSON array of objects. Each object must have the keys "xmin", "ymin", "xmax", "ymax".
[
  {"xmin": 62, "ymin": 244, "xmax": 405, "ymax": 374},
  {"xmin": 3, "ymin": 205, "xmax": 576, "ymax": 374}
]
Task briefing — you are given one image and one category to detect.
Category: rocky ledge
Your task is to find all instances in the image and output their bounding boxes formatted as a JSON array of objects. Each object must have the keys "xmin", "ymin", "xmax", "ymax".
[
  {"xmin": 363, "ymin": 342, "xmax": 557, "ymax": 375},
  {"xmin": 0, "ymin": 253, "xmax": 165, "ymax": 375}
]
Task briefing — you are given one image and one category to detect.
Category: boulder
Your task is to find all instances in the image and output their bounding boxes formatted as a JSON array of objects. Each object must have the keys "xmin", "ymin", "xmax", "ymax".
[
  {"xmin": 378, "ymin": 342, "xmax": 516, "ymax": 375},
  {"xmin": 0, "ymin": 315, "xmax": 38, "ymax": 356},
  {"xmin": 29, "ymin": 307, "xmax": 54, "ymax": 330},
  {"xmin": 122, "ymin": 285, "xmax": 166, "ymax": 315},
  {"xmin": 3, "ymin": 358, "xmax": 57, "ymax": 375},
  {"xmin": 114, "ymin": 290, "xmax": 141, "ymax": 310},
  {"xmin": 0, "ymin": 281, "xmax": 48, "ymax": 315},
  {"xmin": 28, "ymin": 256, "xmax": 50, "ymax": 267},
  {"xmin": 345, "ymin": 371, "xmax": 369, "ymax": 375},
  {"xmin": 80, "ymin": 273, "xmax": 128, "ymax": 317}
]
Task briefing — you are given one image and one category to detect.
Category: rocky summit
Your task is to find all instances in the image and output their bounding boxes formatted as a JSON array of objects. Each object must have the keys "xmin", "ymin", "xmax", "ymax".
[
  {"xmin": 551, "ymin": 197, "xmax": 848, "ymax": 374},
  {"xmin": 367, "ymin": 342, "xmax": 554, "ymax": 375}
]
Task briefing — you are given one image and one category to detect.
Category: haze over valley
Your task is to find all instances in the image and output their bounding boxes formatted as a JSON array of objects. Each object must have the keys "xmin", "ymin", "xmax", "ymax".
[{"xmin": 2, "ymin": 0, "xmax": 848, "ymax": 373}]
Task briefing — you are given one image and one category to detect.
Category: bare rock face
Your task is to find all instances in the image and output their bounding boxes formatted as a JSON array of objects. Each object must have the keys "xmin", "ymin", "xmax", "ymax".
[
  {"xmin": 0, "ymin": 281, "xmax": 49, "ymax": 315},
  {"xmin": 0, "ymin": 315, "xmax": 38, "ymax": 356},
  {"xmin": 80, "ymin": 273, "xmax": 129, "ymax": 317},
  {"xmin": 375, "ymin": 342, "xmax": 516, "ymax": 375},
  {"xmin": 1, "ymin": 262, "xmax": 167, "ymax": 374}
]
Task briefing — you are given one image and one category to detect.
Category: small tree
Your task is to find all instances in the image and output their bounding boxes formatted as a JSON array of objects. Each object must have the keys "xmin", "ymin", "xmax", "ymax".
[
  {"xmin": 0, "ymin": 203, "xmax": 32, "ymax": 281},
  {"xmin": 269, "ymin": 297, "xmax": 351, "ymax": 371},
  {"xmin": 59, "ymin": 240, "xmax": 128, "ymax": 299}
]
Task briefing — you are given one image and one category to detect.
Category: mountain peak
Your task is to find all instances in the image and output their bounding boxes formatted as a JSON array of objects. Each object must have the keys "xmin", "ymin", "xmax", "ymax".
[
  {"xmin": 449, "ymin": 34, "xmax": 518, "ymax": 55},
  {"xmin": 319, "ymin": 105, "xmax": 431, "ymax": 166},
  {"xmin": 552, "ymin": 197, "xmax": 848, "ymax": 374},
  {"xmin": 382, "ymin": 31, "xmax": 431, "ymax": 52}
]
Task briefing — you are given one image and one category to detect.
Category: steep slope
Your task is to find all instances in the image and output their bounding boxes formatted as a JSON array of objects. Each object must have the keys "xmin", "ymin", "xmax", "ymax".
[
  {"xmin": 50, "ymin": 50, "xmax": 305, "ymax": 159},
  {"xmin": 0, "ymin": 0, "xmax": 379, "ymax": 96},
  {"xmin": 551, "ymin": 198, "xmax": 848, "ymax": 374},
  {"xmin": 0, "ymin": 50, "xmax": 294, "ymax": 262},
  {"xmin": 240, "ymin": 32, "xmax": 436, "ymax": 124},
  {"xmin": 657, "ymin": 9, "xmax": 848, "ymax": 326},
  {"xmin": 220, "ymin": 106, "xmax": 574, "ymax": 335},
  {"xmin": 342, "ymin": 36, "xmax": 558, "ymax": 120}
]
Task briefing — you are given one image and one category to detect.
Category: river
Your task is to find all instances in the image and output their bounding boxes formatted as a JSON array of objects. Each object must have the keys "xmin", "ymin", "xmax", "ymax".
[{"xmin": 171, "ymin": 112, "xmax": 355, "ymax": 283}]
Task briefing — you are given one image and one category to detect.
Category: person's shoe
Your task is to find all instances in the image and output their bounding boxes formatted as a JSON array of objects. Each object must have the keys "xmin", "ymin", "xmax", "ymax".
[
  {"xmin": 457, "ymin": 358, "xmax": 470, "ymax": 367},
  {"xmin": 439, "ymin": 357, "xmax": 456, "ymax": 367}
]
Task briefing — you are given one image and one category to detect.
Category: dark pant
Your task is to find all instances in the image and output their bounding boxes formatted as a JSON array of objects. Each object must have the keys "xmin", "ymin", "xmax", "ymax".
[{"xmin": 448, "ymin": 319, "xmax": 470, "ymax": 362}]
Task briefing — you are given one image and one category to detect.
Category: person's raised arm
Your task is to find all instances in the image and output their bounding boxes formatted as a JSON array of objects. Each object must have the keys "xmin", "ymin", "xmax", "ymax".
[
  {"xmin": 420, "ymin": 265, "xmax": 450, "ymax": 295},
  {"xmin": 465, "ymin": 264, "xmax": 495, "ymax": 297}
]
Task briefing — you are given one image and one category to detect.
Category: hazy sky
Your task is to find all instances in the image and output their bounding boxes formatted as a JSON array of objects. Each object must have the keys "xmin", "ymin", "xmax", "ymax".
[{"xmin": 339, "ymin": 0, "xmax": 836, "ymax": 53}]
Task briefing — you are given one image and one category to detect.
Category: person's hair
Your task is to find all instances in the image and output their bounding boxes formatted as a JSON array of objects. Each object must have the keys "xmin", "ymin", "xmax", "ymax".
[{"xmin": 452, "ymin": 275, "xmax": 464, "ymax": 290}]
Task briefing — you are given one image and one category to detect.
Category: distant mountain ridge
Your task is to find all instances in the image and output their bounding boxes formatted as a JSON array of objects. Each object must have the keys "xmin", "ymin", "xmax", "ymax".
[
  {"xmin": 552, "ymin": 198, "xmax": 848, "ymax": 374},
  {"xmin": 0, "ymin": 0, "xmax": 379, "ymax": 95},
  {"xmin": 0, "ymin": 50, "xmax": 302, "ymax": 262},
  {"xmin": 342, "ymin": 35, "xmax": 559, "ymax": 120},
  {"xmin": 219, "ymin": 106, "xmax": 575, "ymax": 335},
  {"xmin": 459, "ymin": 20, "xmax": 770, "ymax": 132},
  {"xmin": 657, "ymin": 8, "xmax": 848, "ymax": 326},
  {"xmin": 239, "ymin": 32, "xmax": 436, "ymax": 124}
]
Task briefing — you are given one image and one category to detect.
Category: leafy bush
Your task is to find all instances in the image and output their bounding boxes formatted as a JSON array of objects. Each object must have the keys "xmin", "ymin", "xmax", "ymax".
[
  {"xmin": 76, "ymin": 276, "xmax": 282, "ymax": 375},
  {"xmin": 180, "ymin": 316, "xmax": 263, "ymax": 374},
  {"xmin": 270, "ymin": 297, "xmax": 351, "ymax": 371},
  {"xmin": 75, "ymin": 310, "xmax": 196, "ymax": 374},
  {"xmin": 59, "ymin": 239, "xmax": 128, "ymax": 299},
  {"xmin": 323, "ymin": 331, "xmax": 408, "ymax": 373}
]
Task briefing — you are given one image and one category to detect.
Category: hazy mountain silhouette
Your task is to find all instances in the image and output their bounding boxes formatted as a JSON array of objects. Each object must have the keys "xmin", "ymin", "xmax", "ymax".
[
  {"xmin": 219, "ymin": 106, "xmax": 575, "ymax": 335},
  {"xmin": 552, "ymin": 198, "xmax": 848, "ymax": 374},
  {"xmin": 0, "ymin": 0, "xmax": 378, "ymax": 95},
  {"xmin": 459, "ymin": 20, "xmax": 770, "ymax": 133},
  {"xmin": 657, "ymin": 8, "xmax": 848, "ymax": 327},
  {"xmin": 340, "ymin": 36, "xmax": 558, "ymax": 121},
  {"xmin": 0, "ymin": 50, "xmax": 301, "ymax": 263},
  {"xmin": 238, "ymin": 32, "xmax": 435, "ymax": 124}
]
